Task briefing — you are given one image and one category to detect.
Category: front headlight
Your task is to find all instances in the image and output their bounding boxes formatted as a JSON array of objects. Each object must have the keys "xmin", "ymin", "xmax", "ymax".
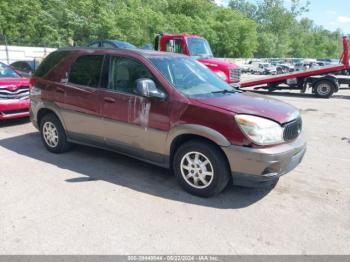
[
  {"xmin": 215, "ymin": 71, "xmax": 227, "ymax": 81},
  {"xmin": 235, "ymin": 115, "xmax": 284, "ymax": 145}
]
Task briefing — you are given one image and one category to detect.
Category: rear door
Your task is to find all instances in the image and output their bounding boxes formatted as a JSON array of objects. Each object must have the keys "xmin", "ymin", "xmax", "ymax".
[{"xmin": 62, "ymin": 54, "xmax": 105, "ymax": 145}]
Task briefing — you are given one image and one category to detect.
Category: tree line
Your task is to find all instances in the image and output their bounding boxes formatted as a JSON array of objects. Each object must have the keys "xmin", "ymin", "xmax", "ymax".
[{"xmin": 0, "ymin": 0, "xmax": 347, "ymax": 58}]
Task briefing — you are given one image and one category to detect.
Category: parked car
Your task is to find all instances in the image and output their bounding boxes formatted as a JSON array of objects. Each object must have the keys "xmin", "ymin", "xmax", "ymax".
[
  {"xmin": 10, "ymin": 59, "xmax": 41, "ymax": 77},
  {"xmin": 250, "ymin": 62, "xmax": 277, "ymax": 75},
  {"xmin": 30, "ymin": 48, "xmax": 306, "ymax": 197},
  {"xmin": 240, "ymin": 63, "xmax": 250, "ymax": 73},
  {"xmin": 294, "ymin": 62, "xmax": 311, "ymax": 71},
  {"xmin": 0, "ymin": 62, "xmax": 30, "ymax": 120},
  {"xmin": 86, "ymin": 40, "xmax": 137, "ymax": 49},
  {"xmin": 276, "ymin": 63, "xmax": 295, "ymax": 74},
  {"xmin": 240, "ymin": 59, "xmax": 260, "ymax": 73}
]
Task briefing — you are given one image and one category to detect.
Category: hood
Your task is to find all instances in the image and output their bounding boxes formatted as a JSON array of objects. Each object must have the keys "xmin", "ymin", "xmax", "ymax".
[
  {"xmin": 0, "ymin": 78, "xmax": 30, "ymax": 88},
  {"xmin": 197, "ymin": 57, "xmax": 239, "ymax": 69},
  {"xmin": 192, "ymin": 92, "xmax": 299, "ymax": 124}
]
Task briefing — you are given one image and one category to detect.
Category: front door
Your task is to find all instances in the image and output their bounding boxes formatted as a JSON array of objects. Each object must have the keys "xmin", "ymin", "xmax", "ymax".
[{"xmin": 99, "ymin": 55, "xmax": 170, "ymax": 164}]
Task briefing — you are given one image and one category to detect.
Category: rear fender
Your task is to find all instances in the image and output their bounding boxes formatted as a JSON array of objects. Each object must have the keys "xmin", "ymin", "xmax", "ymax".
[{"xmin": 31, "ymin": 100, "xmax": 66, "ymax": 130}]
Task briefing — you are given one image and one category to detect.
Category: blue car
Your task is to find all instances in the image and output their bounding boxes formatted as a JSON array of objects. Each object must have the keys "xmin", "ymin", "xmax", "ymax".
[{"xmin": 86, "ymin": 40, "xmax": 137, "ymax": 49}]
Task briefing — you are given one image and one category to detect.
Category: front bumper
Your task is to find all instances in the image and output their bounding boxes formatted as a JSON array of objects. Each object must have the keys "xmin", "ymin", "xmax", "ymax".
[
  {"xmin": 0, "ymin": 99, "xmax": 30, "ymax": 120},
  {"xmin": 222, "ymin": 135, "xmax": 306, "ymax": 187}
]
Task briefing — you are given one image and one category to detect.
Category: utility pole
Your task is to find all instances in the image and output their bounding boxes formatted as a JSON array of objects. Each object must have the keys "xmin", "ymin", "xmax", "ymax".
[{"xmin": 0, "ymin": 34, "xmax": 10, "ymax": 64}]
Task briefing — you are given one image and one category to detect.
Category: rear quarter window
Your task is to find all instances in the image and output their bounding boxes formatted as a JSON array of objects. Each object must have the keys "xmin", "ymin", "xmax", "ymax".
[{"xmin": 34, "ymin": 51, "xmax": 71, "ymax": 77}]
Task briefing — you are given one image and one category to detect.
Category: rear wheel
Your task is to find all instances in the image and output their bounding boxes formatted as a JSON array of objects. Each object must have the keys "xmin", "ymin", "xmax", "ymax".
[
  {"xmin": 314, "ymin": 80, "xmax": 335, "ymax": 98},
  {"xmin": 173, "ymin": 139, "xmax": 230, "ymax": 197},
  {"xmin": 40, "ymin": 113, "xmax": 71, "ymax": 153}
]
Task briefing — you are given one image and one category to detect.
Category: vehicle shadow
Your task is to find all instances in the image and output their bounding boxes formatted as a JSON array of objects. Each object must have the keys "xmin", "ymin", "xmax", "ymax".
[{"xmin": 0, "ymin": 132, "xmax": 275, "ymax": 209}]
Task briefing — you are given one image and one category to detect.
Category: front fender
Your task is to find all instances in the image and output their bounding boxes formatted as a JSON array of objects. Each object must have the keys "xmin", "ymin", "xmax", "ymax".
[{"xmin": 165, "ymin": 124, "xmax": 231, "ymax": 155}]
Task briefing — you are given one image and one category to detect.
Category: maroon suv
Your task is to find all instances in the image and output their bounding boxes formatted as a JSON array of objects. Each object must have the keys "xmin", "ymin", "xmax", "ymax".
[{"xmin": 30, "ymin": 48, "xmax": 306, "ymax": 197}]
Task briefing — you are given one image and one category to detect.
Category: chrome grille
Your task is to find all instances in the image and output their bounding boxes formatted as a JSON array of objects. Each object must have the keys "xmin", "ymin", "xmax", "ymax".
[
  {"xmin": 283, "ymin": 118, "xmax": 302, "ymax": 141},
  {"xmin": 0, "ymin": 86, "xmax": 30, "ymax": 100},
  {"xmin": 229, "ymin": 68, "xmax": 241, "ymax": 81}
]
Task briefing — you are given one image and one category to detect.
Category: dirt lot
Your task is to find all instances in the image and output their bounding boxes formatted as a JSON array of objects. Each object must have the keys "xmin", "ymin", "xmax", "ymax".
[{"xmin": 1, "ymin": 87, "xmax": 350, "ymax": 255}]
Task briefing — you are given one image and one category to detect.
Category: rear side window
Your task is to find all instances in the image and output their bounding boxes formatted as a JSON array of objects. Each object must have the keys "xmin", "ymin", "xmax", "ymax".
[
  {"xmin": 69, "ymin": 55, "xmax": 104, "ymax": 88},
  {"xmin": 34, "ymin": 51, "xmax": 71, "ymax": 77}
]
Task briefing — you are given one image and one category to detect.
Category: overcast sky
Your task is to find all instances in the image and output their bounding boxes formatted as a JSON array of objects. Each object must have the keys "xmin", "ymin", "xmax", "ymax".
[{"xmin": 215, "ymin": 0, "xmax": 350, "ymax": 34}]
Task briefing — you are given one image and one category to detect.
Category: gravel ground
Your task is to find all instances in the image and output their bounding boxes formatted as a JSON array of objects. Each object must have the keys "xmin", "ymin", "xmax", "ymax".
[{"xmin": 0, "ymin": 86, "xmax": 349, "ymax": 255}]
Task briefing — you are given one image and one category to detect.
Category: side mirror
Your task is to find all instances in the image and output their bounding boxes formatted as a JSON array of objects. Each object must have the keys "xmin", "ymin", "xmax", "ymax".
[{"xmin": 135, "ymin": 78, "xmax": 167, "ymax": 100}]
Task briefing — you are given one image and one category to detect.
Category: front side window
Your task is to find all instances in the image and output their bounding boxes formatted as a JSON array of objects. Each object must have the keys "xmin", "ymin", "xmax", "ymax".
[
  {"xmin": 187, "ymin": 38, "xmax": 213, "ymax": 58},
  {"xmin": 108, "ymin": 56, "xmax": 153, "ymax": 94},
  {"xmin": 0, "ymin": 62, "xmax": 20, "ymax": 78},
  {"xmin": 69, "ymin": 55, "xmax": 104, "ymax": 88},
  {"xmin": 150, "ymin": 57, "xmax": 235, "ymax": 97}
]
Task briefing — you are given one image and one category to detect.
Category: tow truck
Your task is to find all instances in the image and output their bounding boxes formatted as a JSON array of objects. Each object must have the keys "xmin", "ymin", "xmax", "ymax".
[
  {"xmin": 240, "ymin": 36, "xmax": 350, "ymax": 98},
  {"xmin": 154, "ymin": 33, "xmax": 241, "ymax": 87}
]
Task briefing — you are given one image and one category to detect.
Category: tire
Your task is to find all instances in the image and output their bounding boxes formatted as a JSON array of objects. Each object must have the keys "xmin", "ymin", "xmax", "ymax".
[
  {"xmin": 173, "ymin": 139, "xmax": 230, "ymax": 197},
  {"xmin": 39, "ymin": 113, "xmax": 71, "ymax": 153},
  {"xmin": 314, "ymin": 80, "xmax": 335, "ymax": 98}
]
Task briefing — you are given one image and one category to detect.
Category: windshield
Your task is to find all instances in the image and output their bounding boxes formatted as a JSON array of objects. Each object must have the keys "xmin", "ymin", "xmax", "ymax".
[
  {"xmin": 150, "ymin": 57, "xmax": 235, "ymax": 97},
  {"xmin": 187, "ymin": 38, "xmax": 213, "ymax": 58},
  {"xmin": 0, "ymin": 63, "xmax": 20, "ymax": 78}
]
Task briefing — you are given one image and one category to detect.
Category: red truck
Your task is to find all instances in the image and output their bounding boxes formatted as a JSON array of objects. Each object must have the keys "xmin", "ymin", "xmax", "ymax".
[
  {"xmin": 0, "ymin": 62, "xmax": 30, "ymax": 120},
  {"xmin": 154, "ymin": 33, "xmax": 241, "ymax": 87}
]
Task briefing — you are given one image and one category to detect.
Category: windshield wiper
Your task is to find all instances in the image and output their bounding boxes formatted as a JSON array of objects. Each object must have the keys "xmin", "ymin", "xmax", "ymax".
[{"xmin": 211, "ymin": 89, "xmax": 237, "ymax": 94}]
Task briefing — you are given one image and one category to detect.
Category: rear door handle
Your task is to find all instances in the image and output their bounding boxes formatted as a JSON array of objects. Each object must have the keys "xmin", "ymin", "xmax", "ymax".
[
  {"xmin": 104, "ymin": 97, "xmax": 116, "ymax": 103},
  {"xmin": 56, "ymin": 87, "xmax": 65, "ymax": 93}
]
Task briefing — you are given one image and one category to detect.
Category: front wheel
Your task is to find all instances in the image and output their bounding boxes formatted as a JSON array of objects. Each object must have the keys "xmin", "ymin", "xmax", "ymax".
[{"xmin": 173, "ymin": 140, "xmax": 230, "ymax": 197}]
